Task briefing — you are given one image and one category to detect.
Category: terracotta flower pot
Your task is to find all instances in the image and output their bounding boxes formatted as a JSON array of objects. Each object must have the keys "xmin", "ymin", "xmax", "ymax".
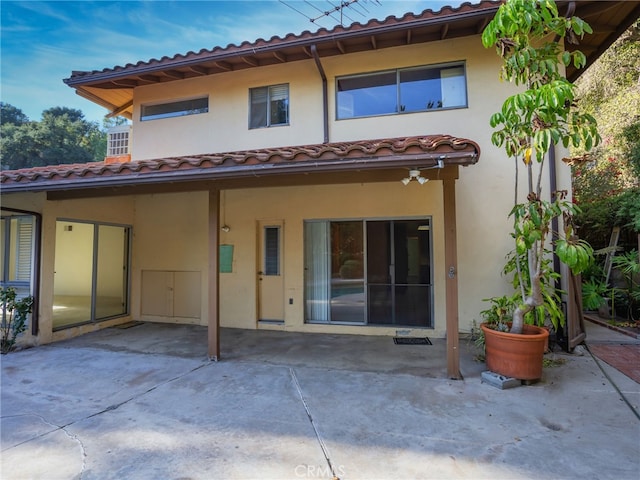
[{"xmin": 480, "ymin": 323, "xmax": 549, "ymax": 380}]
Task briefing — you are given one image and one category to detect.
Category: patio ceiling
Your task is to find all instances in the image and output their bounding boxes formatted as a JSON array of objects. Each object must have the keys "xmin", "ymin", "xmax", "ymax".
[{"xmin": 63, "ymin": 1, "xmax": 640, "ymax": 120}]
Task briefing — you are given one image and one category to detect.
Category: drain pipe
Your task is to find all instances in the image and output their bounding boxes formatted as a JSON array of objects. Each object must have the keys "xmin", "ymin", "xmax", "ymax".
[
  {"xmin": 553, "ymin": 0, "xmax": 576, "ymax": 350},
  {"xmin": 1, "ymin": 207, "xmax": 42, "ymax": 336},
  {"xmin": 310, "ymin": 44, "xmax": 329, "ymax": 144}
]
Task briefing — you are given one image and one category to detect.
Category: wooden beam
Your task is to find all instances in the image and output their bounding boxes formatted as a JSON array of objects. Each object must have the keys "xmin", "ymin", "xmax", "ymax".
[
  {"xmin": 138, "ymin": 74, "xmax": 160, "ymax": 83},
  {"xmin": 106, "ymin": 99, "xmax": 133, "ymax": 119},
  {"xmin": 440, "ymin": 24, "xmax": 449, "ymax": 40},
  {"xmin": 406, "ymin": 29, "xmax": 412, "ymax": 44},
  {"xmin": 476, "ymin": 18, "xmax": 489, "ymax": 34},
  {"xmin": 443, "ymin": 173, "xmax": 462, "ymax": 380},
  {"xmin": 336, "ymin": 40, "xmax": 345, "ymax": 54},
  {"xmin": 189, "ymin": 65, "xmax": 209, "ymax": 75},
  {"xmin": 208, "ymin": 188, "xmax": 220, "ymax": 361},
  {"xmin": 213, "ymin": 61, "xmax": 232, "ymax": 71},
  {"xmin": 273, "ymin": 51, "xmax": 286, "ymax": 63},
  {"xmin": 111, "ymin": 79, "xmax": 139, "ymax": 88},
  {"xmin": 241, "ymin": 56, "xmax": 258, "ymax": 67},
  {"xmin": 370, "ymin": 35, "xmax": 377, "ymax": 49},
  {"xmin": 163, "ymin": 70, "xmax": 184, "ymax": 79}
]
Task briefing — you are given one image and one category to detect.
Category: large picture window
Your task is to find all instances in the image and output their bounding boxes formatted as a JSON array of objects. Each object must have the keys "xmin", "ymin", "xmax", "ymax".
[
  {"xmin": 336, "ymin": 62, "xmax": 467, "ymax": 119},
  {"xmin": 304, "ymin": 218, "xmax": 433, "ymax": 327},
  {"xmin": 249, "ymin": 84, "xmax": 289, "ymax": 129},
  {"xmin": 53, "ymin": 220, "xmax": 130, "ymax": 330}
]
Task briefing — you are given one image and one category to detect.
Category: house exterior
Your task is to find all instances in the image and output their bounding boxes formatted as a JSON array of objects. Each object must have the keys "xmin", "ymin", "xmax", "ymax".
[{"xmin": 2, "ymin": 0, "xmax": 638, "ymax": 377}]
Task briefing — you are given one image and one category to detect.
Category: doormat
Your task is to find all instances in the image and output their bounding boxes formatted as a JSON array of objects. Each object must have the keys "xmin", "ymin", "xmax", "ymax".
[
  {"xmin": 112, "ymin": 321, "xmax": 144, "ymax": 330},
  {"xmin": 393, "ymin": 337, "xmax": 432, "ymax": 345}
]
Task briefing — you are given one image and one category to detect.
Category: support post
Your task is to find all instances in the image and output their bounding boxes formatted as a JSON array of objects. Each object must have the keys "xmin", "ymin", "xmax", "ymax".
[
  {"xmin": 208, "ymin": 188, "xmax": 220, "ymax": 360},
  {"xmin": 443, "ymin": 174, "xmax": 462, "ymax": 379}
]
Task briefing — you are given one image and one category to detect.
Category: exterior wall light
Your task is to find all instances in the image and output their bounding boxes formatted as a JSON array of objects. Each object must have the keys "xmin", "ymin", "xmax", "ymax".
[{"xmin": 401, "ymin": 159, "xmax": 444, "ymax": 185}]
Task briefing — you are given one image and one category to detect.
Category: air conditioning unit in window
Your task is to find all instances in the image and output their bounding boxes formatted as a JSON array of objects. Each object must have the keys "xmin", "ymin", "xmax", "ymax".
[{"xmin": 105, "ymin": 125, "xmax": 132, "ymax": 163}]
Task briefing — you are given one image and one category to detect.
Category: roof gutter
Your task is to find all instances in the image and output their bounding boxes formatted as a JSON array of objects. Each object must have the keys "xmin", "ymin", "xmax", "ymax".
[
  {"xmin": 310, "ymin": 44, "xmax": 329, "ymax": 143},
  {"xmin": 0, "ymin": 207, "xmax": 42, "ymax": 336}
]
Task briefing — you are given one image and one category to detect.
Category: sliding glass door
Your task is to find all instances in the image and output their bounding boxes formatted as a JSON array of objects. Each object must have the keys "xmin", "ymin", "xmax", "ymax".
[
  {"xmin": 53, "ymin": 220, "xmax": 130, "ymax": 330},
  {"xmin": 304, "ymin": 218, "xmax": 432, "ymax": 327}
]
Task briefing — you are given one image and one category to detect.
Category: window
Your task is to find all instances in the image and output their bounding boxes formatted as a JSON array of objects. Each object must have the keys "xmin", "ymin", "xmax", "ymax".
[
  {"xmin": 0, "ymin": 215, "xmax": 35, "ymax": 329},
  {"xmin": 264, "ymin": 226, "xmax": 280, "ymax": 275},
  {"xmin": 250, "ymin": 84, "xmax": 289, "ymax": 129},
  {"xmin": 1, "ymin": 215, "xmax": 34, "ymax": 286},
  {"xmin": 53, "ymin": 220, "xmax": 130, "ymax": 330},
  {"xmin": 336, "ymin": 63, "xmax": 467, "ymax": 119},
  {"xmin": 141, "ymin": 97, "xmax": 208, "ymax": 121}
]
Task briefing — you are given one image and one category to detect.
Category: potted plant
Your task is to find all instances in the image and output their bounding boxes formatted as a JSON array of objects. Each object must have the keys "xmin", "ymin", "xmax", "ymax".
[
  {"xmin": 480, "ymin": 0, "xmax": 599, "ymax": 380},
  {"xmin": 1, "ymin": 286, "xmax": 34, "ymax": 354}
]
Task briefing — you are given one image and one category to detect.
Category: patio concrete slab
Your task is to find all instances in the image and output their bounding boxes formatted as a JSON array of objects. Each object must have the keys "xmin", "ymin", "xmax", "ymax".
[{"xmin": 2, "ymin": 322, "xmax": 639, "ymax": 480}]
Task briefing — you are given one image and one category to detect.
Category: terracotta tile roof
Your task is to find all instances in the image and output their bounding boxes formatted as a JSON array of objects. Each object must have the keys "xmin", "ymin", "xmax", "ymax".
[
  {"xmin": 0, "ymin": 135, "xmax": 479, "ymax": 192},
  {"xmin": 65, "ymin": 1, "xmax": 502, "ymax": 85}
]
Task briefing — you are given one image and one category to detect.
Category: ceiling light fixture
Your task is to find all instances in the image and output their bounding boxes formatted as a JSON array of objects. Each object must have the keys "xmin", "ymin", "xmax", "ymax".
[{"xmin": 401, "ymin": 159, "xmax": 444, "ymax": 185}]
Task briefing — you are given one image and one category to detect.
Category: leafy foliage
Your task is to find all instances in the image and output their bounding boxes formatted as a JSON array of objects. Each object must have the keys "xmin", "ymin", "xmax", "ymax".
[
  {"xmin": 572, "ymin": 20, "xmax": 640, "ymax": 250},
  {"xmin": 0, "ymin": 287, "xmax": 34, "ymax": 354},
  {"xmin": 0, "ymin": 104, "xmax": 107, "ymax": 170},
  {"xmin": 0, "ymin": 102, "xmax": 29, "ymax": 126},
  {"xmin": 482, "ymin": 0, "xmax": 598, "ymax": 334}
]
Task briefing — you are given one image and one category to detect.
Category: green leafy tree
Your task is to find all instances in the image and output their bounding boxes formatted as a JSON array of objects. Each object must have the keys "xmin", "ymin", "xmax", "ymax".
[
  {"xmin": 572, "ymin": 20, "xmax": 640, "ymax": 249},
  {"xmin": 0, "ymin": 105, "xmax": 106, "ymax": 170},
  {"xmin": 0, "ymin": 102, "xmax": 29, "ymax": 126},
  {"xmin": 482, "ymin": 0, "xmax": 598, "ymax": 334}
]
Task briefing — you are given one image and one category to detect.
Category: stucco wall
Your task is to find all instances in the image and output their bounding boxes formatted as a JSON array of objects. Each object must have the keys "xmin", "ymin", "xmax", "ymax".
[
  {"xmin": 1, "ymin": 30, "xmax": 574, "ymax": 345},
  {"xmin": 125, "ymin": 34, "xmax": 532, "ymax": 332}
]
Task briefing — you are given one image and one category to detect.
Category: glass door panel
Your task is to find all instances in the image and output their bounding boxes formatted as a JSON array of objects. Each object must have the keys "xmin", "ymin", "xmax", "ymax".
[
  {"xmin": 392, "ymin": 220, "xmax": 432, "ymax": 327},
  {"xmin": 53, "ymin": 222, "xmax": 94, "ymax": 329},
  {"xmin": 366, "ymin": 219, "xmax": 432, "ymax": 327},
  {"xmin": 330, "ymin": 221, "xmax": 364, "ymax": 323},
  {"xmin": 95, "ymin": 225, "xmax": 128, "ymax": 319},
  {"xmin": 367, "ymin": 221, "xmax": 391, "ymax": 324}
]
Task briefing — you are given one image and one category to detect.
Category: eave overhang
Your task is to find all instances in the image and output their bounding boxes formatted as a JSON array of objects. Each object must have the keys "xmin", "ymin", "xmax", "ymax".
[
  {"xmin": 0, "ymin": 135, "xmax": 479, "ymax": 195},
  {"xmin": 61, "ymin": 1, "xmax": 640, "ymax": 119}
]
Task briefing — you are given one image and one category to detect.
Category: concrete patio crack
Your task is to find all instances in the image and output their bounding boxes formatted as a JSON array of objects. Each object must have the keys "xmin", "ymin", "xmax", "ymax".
[
  {"xmin": 1, "ymin": 412, "xmax": 87, "ymax": 478},
  {"xmin": 1, "ymin": 361, "xmax": 211, "ymax": 478},
  {"xmin": 290, "ymin": 367, "xmax": 340, "ymax": 480},
  {"xmin": 86, "ymin": 362, "xmax": 210, "ymax": 419}
]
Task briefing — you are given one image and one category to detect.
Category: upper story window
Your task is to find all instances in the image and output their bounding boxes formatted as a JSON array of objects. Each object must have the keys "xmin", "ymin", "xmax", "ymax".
[
  {"xmin": 141, "ymin": 96, "xmax": 208, "ymax": 121},
  {"xmin": 336, "ymin": 62, "xmax": 467, "ymax": 119},
  {"xmin": 249, "ymin": 84, "xmax": 289, "ymax": 129}
]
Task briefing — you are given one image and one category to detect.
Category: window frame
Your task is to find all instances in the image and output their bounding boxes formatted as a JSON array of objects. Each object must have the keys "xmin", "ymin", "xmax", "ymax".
[
  {"xmin": 140, "ymin": 96, "xmax": 209, "ymax": 121},
  {"xmin": 335, "ymin": 61, "xmax": 467, "ymax": 120},
  {"xmin": 249, "ymin": 84, "xmax": 290, "ymax": 129}
]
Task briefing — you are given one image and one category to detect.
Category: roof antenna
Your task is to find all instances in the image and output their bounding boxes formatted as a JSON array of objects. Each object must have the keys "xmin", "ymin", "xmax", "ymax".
[{"xmin": 279, "ymin": 0, "xmax": 382, "ymax": 27}]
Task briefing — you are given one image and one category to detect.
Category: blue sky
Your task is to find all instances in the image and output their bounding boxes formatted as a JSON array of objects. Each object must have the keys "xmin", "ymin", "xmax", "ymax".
[{"xmin": 1, "ymin": 0, "xmax": 457, "ymax": 124}]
